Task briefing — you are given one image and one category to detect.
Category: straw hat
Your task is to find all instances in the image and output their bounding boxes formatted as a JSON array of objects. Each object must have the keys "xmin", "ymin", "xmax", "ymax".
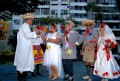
[
  {"xmin": 21, "ymin": 13, "xmax": 35, "ymax": 19},
  {"xmin": 64, "ymin": 21, "xmax": 75, "ymax": 27},
  {"xmin": 82, "ymin": 19, "xmax": 96, "ymax": 28}
]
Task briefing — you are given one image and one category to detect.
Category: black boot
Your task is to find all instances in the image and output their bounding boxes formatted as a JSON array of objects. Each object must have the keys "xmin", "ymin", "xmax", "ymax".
[
  {"xmin": 88, "ymin": 66, "xmax": 94, "ymax": 81},
  {"xmin": 31, "ymin": 72, "xmax": 36, "ymax": 77},
  {"xmin": 22, "ymin": 72, "xmax": 27, "ymax": 81},
  {"xmin": 86, "ymin": 65, "xmax": 90, "ymax": 76},
  {"xmin": 36, "ymin": 64, "xmax": 41, "ymax": 76},
  {"xmin": 17, "ymin": 71, "xmax": 21, "ymax": 81},
  {"xmin": 17, "ymin": 71, "xmax": 26, "ymax": 81},
  {"xmin": 89, "ymin": 66, "xmax": 94, "ymax": 78}
]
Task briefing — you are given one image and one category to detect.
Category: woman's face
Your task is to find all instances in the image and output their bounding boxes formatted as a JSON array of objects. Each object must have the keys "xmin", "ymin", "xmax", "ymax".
[
  {"xmin": 65, "ymin": 24, "xmax": 70, "ymax": 31},
  {"xmin": 51, "ymin": 26, "xmax": 56, "ymax": 33},
  {"xmin": 100, "ymin": 27, "xmax": 105, "ymax": 36}
]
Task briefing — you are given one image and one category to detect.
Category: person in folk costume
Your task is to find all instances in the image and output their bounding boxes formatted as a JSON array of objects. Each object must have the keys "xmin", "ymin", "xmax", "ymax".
[
  {"xmin": 93, "ymin": 23, "xmax": 120, "ymax": 81},
  {"xmin": 14, "ymin": 13, "xmax": 39, "ymax": 81},
  {"xmin": 41, "ymin": 23, "xmax": 63, "ymax": 80},
  {"xmin": 81, "ymin": 19, "xmax": 98, "ymax": 81},
  {"xmin": 61, "ymin": 21, "xmax": 83, "ymax": 81},
  {"xmin": 31, "ymin": 26, "xmax": 44, "ymax": 77}
]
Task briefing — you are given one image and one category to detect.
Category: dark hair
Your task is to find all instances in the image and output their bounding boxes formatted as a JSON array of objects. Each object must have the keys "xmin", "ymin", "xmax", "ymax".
[{"xmin": 35, "ymin": 25, "xmax": 39, "ymax": 29}]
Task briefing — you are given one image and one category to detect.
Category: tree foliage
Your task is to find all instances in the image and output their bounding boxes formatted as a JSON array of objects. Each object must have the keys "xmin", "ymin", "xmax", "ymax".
[
  {"xmin": 85, "ymin": 2, "xmax": 103, "ymax": 23},
  {"xmin": 0, "ymin": 0, "xmax": 43, "ymax": 14},
  {"xmin": 34, "ymin": 16, "xmax": 66, "ymax": 27}
]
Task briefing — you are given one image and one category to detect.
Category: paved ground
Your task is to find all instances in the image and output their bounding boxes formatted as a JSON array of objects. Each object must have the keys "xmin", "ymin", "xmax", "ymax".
[{"xmin": 0, "ymin": 61, "xmax": 120, "ymax": 81}]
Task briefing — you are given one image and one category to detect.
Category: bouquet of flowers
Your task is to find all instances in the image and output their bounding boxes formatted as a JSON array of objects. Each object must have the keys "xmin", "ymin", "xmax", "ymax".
[{"xmin": 102, "ymin": 39, "xmax": 118, "ymax": 61}]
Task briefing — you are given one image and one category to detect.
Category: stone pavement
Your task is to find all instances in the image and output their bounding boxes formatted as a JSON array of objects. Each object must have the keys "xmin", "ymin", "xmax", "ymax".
[{"xmin": 0, "ymin": 61, "xmax": 120, "ymax": 81}]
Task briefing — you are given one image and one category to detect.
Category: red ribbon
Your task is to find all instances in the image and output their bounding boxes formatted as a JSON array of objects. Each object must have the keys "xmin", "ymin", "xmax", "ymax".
[
  {"xmin": 85, "ymin": 29, "xmax": 90, "ymax": 36},
  {"xmin": 103, "ymin": 45, "xmax": 110, "ymax": 61},
  {"xmin": 64, "ymin": 30, "xmax": 70, "ymax": 42},
  {"xmin": 113, "ymin": 72, "xmax": 118, "ymax": 76}
]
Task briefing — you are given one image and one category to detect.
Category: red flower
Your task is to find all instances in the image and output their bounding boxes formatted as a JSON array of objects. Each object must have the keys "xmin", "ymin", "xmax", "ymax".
[
  {"xmin": 90, "ymin": 40, "xmax": 93, "ymax": 43},
  {"xmin": 105, "ymin": 39, "xmax": 111, "ymax": 43},
  {"xmin": 102, "ymin": 72, "xmax": 109, "ymax": 76},
  {"xmin": 113, "ymin": 72, "xmax": 118, "ymax": 76},
  {"xmin": 110, "ymin": 42, "xmax": 115, "ymax": 48},
  {"xmin": 84, "ymin": 34, "xmax": 86, "ymax": 36},
  {"xmin": 119, "ymin": 71, "xmax": 120, "ymax": 74},
  {"xmin": 94, "ymin": 70, "xmax": 98, "ymax": 74}
]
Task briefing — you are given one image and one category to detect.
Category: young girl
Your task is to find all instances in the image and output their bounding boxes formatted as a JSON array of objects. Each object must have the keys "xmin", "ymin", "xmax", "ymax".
[
  {"xmin": 32, "ymin": 26, "xmax": 44, "ymax": 76},
  {"xmin": 93, "ymin": 23, "xmax": 120, "ymax": 81}
]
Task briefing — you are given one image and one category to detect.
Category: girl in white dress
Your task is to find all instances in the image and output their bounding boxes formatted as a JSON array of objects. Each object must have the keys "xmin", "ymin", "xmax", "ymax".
[
  {"xmin": 93, "ymin": 23, "xmax": 120, "ymax": 81},
  {"xmin": 41, "ymin": 24, "xmax": 63, "ymax": 80}
]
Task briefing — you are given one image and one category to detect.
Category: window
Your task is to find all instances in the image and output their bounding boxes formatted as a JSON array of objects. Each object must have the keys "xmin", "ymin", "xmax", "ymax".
[
  {"xmin": 113, "ymin": 31, "xmax": 120, "ymax": 37},
  {"xmin": 61, "ymin": 10, "xmax": 67, "ymax": 15},
  {"xmin": 41, "ymin": 8, "xmax": 49, "ymax": 15},
  {"xmin": 35, "ymin": 9, "xmax": 40, "ymax": 15},
  {"xmin": 61, "ymin": 0, "xmax": 68, "ymax": 1},
  {"xmin": 75, "ymin": 13, "xmax": 87, "ymax": 18},
  {"xmin": 42, "ymin": 0, "xmax": 50, "ymax": 5},
  {"xmin": 75, "ymin": 0, "xmax": 87, "ymax": 2},
  {"xmin": 75, "ymin": 6, "xmax": 84, "ymax": 10},
  {"xmin": 14, "ymin": 20, "xmax": 20, "ymax": 25},
  {"xmin": 51, "ymin": 10, "xmax": 58, "ymax": 15},
  {"xmin": 51, "ymin": 0, "xmax": 58, "ymax": 1}
]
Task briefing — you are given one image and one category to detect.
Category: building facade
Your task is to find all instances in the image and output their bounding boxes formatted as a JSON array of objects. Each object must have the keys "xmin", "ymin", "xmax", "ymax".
[{"xmin": 11, "ymin": 0, "xmax": 120, "ymax": 52}]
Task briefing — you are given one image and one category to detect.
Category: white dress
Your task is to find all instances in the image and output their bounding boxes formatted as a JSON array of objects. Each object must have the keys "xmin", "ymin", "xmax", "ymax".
[
  {"xmin": 43, "ymin": 32, "xmax": 63, "ymax": 77},
  {"xmin": 93, "ymin": 36, "xmax": 120, "ymax": 79}
]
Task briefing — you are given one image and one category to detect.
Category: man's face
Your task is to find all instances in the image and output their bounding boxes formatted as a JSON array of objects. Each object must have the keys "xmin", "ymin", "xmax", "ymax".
[
  {"xmin": 27, "ymin": 19, "xmax": 33, "ymax": 25},
  {"xmin": 85, "ymin": 24, "xmax": 92, "ymax": 29}
]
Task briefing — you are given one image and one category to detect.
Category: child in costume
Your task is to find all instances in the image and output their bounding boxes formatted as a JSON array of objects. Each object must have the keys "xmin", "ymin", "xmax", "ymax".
[{"xmin": 31, "ymin": 26, "xmax": 44, "ymax": 76}]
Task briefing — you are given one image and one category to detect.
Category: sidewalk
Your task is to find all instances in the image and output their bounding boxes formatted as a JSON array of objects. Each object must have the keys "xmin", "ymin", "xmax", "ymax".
[{"xmin": 0, "ymin": 61, "xmax": 120, "ymax": 81}]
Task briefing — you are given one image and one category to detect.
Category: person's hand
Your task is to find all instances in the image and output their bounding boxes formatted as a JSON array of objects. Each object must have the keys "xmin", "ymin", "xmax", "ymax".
[
  {"xmin": 37, "ymin": 35, "xmax": 40, "ymax": 38},
  {"xmin": 72, "ymin": 43, "xmax": 76, "ymax": 47},
  {"xmin": 35, "ymin": 29, "xmax": 39, "ymax": 34},
  {"xmin": 47, "ymin": 38, "xmax": 53, "ymax": 42},
  {"xmin": 80, "ymin": 50, "xmax": 83, "ymax": 55}
]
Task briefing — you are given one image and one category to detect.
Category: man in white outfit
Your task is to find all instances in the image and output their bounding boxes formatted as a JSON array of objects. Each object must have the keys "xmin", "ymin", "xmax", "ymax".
[{"xmin": 14, "ymin": 13, "xmax": 39, "ymax": 81}]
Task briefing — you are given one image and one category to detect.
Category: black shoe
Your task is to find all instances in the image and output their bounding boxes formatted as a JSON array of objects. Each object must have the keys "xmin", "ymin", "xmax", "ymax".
[
  {"xmin": 63, "ymin": 77, "xmax": 69, "ymax": 80},
  {"xmin": 17, "ymin": 71, "xmax": 21, "ymax": 81},
  {"xmin": 36, "ymin": 72, "xmax": 41, "ymax": 76},
  {"xmin": 22, "ymin": 72, "xmax": 27, "ymax": 81},
  {"xmin": 31, "ymin": 72, "xmax": 36, "ymax": 77}
]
